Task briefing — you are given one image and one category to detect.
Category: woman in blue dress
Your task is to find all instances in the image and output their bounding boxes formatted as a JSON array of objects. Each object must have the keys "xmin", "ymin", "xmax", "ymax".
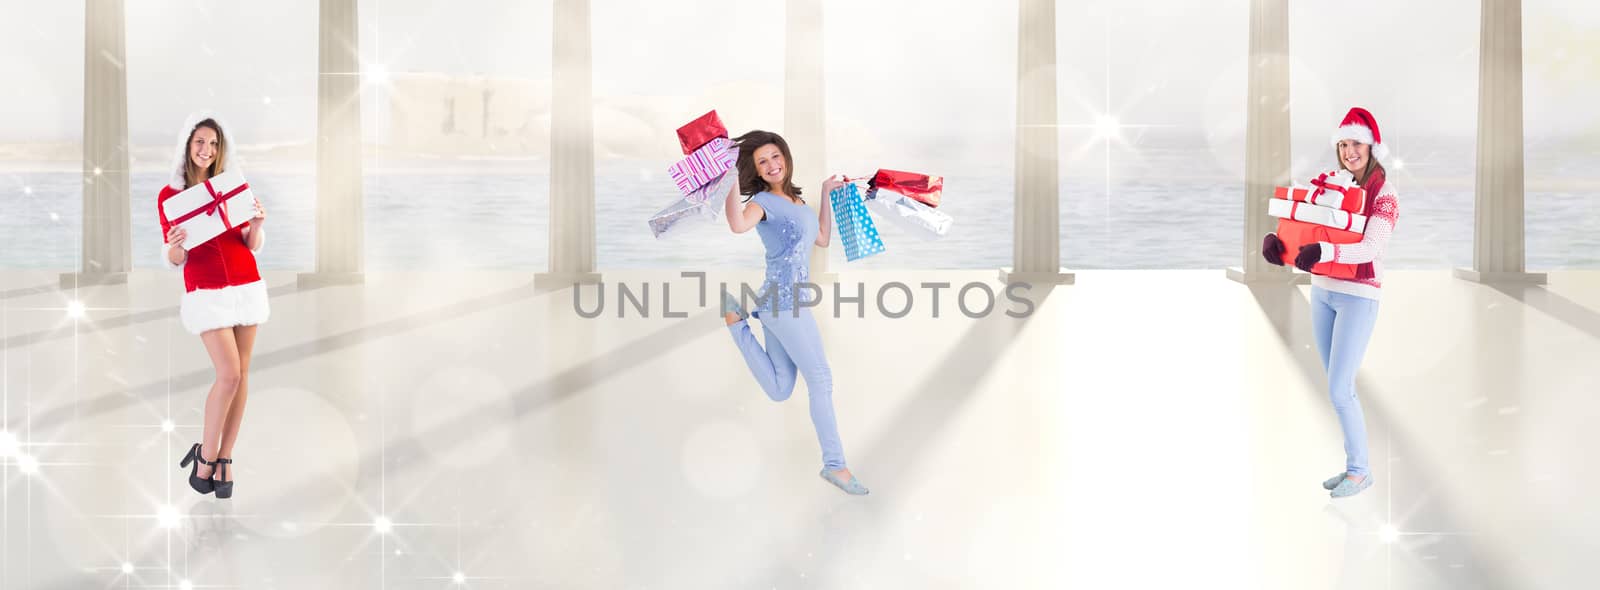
[{"xmin": 720, "ymin": 130, "xmax": 868, "ymax": 495}]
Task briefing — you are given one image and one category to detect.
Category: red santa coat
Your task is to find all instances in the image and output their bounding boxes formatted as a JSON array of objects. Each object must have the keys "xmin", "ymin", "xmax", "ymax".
[{"xmin": 158, "ymin": 113, "xmax": 270, "ymax": 334}]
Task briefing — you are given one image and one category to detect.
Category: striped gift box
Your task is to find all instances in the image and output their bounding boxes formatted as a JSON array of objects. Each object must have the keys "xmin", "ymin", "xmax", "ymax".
[
  {"xmin": 668, "ymin": 137, "xmax": 737, "ymax": 196},
  {"xmin": 1267, "ymin": 198, "xmax": 1368, "ymax": 233},
  {"xmin": 830, "ymin": 183, "xmax": 885, "ymax": 261}
]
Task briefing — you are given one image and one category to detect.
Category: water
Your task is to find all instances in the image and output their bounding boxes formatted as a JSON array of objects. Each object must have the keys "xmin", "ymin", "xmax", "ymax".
[{"xmin": 4, "ymin": 138, "xmax": 1597, "ymax": 271}]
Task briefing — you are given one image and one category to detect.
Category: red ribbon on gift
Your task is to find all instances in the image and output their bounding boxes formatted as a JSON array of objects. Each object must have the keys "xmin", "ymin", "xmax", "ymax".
[
  {"xmin": 1307, "ymin": 171, "xmax": 1364, "ymax": 213},
  {"xmin": 868, "ymin": 169, "xmax": 943, "ymax": 208},
  {"xmin": 170, "ymin": 178, "xmax": 250, "ymax": 228},
  {"xmin": 1287, "ymin": 201, "xmax": 1361, "ymax": 232}
]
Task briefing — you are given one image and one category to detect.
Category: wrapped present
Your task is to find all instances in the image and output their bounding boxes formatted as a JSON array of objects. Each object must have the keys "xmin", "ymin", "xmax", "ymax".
[
  {"xmin": 683, "ymin": 144, "xmax": 740, "ymax": 203},
  {"xmin": 864, "ymin": 187, "xmax": 952, "ymax": 239},
  {"xmin": 1274, "ymin": 185, "xmax": 1364, "ymax": 214},
  {"xmin": 161, "ymin": 169, "xmax": 256, "ymax": 250},
  {"xmin": 1295, "ymin": 169, "xmax": 1367, "ymax": 214},
  {"xmin": 668, "ymin": 137, "xmax": 737, "ymax": 196},
  {"xmin": 649, "ymin": 170, "xmax": 735, "ymax": 239},
  {"xmin": 1267, "ymin": 199, "xmax": 1368, "ymax": 232},
  {"xmin": 869, "ymin": 169, "xmax": 942, "ymax": 208},
  {"xmin": 1275, "ymin": 218, "xmax": 1363, "ymax": 279},
  {"xmin": 830, "ymin": 183, "xmax": 885, "ymax": 261},
  {"xmin": 677, "ymin": 110, "xmax": 729, "ymax": 155}
]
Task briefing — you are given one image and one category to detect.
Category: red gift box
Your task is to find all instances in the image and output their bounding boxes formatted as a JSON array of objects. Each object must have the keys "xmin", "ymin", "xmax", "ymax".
[
  {"xmin": 677, "ymin": 110, "xmax": 729, "ymax": 155},
  {"xmin": 1276, "ymin": 218, "xmax": 1363, "ymax": 279},
  {"xmin": 869, "ymin": 169, "xmax": 942, "ymax": 208},
  {"xmin": 1274, "ymin": 184, "xmax": 1365, "ymax": 215}
]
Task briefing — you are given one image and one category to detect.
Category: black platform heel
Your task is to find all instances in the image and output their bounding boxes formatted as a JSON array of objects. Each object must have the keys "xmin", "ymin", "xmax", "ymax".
[
  {"xmin": 212, "ymin": 458, "xmax": 234, "ymax": 499},
  {"xmin": 179, "ymin": 443, "xmax": 215, "ymax": 495}
]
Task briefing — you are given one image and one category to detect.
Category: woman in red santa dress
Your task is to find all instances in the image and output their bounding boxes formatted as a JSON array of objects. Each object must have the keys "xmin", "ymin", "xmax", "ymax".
[
  {"xmin": 159, "ymin": 114, "xmax": 269, "ymax": 500},
  {"xmin": 1262, "ymin": 107, "xmax": 1400, "ymax": 499}
]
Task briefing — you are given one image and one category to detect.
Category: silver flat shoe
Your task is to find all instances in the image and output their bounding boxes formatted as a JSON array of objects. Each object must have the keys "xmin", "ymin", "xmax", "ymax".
[
  {"xmin": 1330, "ymin": 474, "xmax": 1372, "ymax": 498},
  {"xmin": 1323, "ymin": 473, "xmax": 1347, "ymax": 490},
  {"xmin": 820, "ymin": 469, "xmax": 869, "ymax": 496}
]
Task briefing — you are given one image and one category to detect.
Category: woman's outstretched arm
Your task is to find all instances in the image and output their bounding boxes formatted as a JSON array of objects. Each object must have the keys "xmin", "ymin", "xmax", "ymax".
[
  {"xmin": 725, "ymin": 181, "xmax": 765, "ymax": 234},
  {"xmin": 815, "ymin": 175, "xmax": 842, "ymax": 248}
]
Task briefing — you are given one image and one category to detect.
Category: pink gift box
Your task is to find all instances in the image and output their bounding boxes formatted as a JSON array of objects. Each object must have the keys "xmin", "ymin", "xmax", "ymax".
[{"xmin": 668, "ymin": 137, "xmax": 737, "ymax": 196}]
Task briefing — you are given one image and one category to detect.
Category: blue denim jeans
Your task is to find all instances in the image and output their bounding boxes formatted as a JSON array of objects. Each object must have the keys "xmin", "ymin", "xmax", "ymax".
[
  {"xmin": 728, "ymin": 307, "xmax": 847, "ymax": 471},
  {"xmin": 1310, "ymin": 287, "xmax": 1380, "ymax": 477}
]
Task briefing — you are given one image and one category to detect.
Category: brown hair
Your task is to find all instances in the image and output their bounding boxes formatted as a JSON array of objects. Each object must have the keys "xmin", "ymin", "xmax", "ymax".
[
  {"xmin": 182, "ymin": 119, "xmax": 228, "ymax": 189},
  {"xmin": 733, "ymin": 130, "xmax": 803, "ymax": 203}
]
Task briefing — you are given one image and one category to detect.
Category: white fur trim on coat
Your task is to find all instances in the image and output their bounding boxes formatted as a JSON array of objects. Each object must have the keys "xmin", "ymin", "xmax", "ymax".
[{"xmin": 180, "ymin": 280, "xmax": 270, "ymax": 335}]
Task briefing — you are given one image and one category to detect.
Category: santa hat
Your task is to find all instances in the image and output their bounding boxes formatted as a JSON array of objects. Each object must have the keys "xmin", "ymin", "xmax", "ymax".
[{"xmin": 1330, "ymin": 107, "xmax": 1389, "ymax": 161}]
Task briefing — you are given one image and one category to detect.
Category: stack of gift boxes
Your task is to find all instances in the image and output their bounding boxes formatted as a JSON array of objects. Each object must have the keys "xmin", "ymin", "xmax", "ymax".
[
  {"xmin": 648, "ymin": 110, "xmax": 740, "ymax": 238},
  {"xmin": 648, "ymin": 109, "xmax": 956, "ymax": 264},
  {"xmin": 1267, "ymin": 169, "xmax": 1369, "ymax": 279}
]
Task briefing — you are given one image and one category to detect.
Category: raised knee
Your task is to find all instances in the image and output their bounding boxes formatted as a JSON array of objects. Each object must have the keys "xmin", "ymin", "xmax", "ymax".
[{"xmin": 766, "ymin": 383, "xmax": 796, "ymax": 402}]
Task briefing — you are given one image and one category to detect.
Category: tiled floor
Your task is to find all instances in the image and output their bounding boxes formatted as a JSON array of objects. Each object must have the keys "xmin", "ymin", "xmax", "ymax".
[{"xmin": 1, "ymin": 269, "xmax": 1594, "ymax": 588}]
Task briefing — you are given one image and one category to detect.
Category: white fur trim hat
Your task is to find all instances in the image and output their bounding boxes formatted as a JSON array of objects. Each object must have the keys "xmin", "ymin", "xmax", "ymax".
[{"xmin": 1330, "ymin": 107, "xmax": 1389, "ymax": 161}]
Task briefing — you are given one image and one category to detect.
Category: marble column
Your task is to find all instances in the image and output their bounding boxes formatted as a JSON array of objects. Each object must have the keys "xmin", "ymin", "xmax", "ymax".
[
  {"xmin": 537, "ymin": 0, "xmax": 601, "ymax": 287},
  {"xmin": 300, "ymin": 0, "xmax": 366, "ymax": 287},
  {"xmin": 786, "ymin": 0, "xmax": 832, "ymax": 282},
  {"xmin": 1455, "ymin": 0, "xmax": 1545, "ymax": 284},
  {"xmin": 1226, "ymin": 0, "xmax": 1300, "ymax": 285},
  {"xmin": 1000, "ymin": 0, "xmax": 1072, "ymax": 285},
  {"xmin": 65, "ymin": 0, "xmax": 131, "ymax": 288}
]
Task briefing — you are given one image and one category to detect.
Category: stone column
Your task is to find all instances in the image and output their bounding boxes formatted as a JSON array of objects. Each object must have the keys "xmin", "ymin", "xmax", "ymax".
[
  {"xmin": 65, "ymin": 0, "xmax": 131, "ymax": 288},
  {"xmin": 1455, "ymin": 0, "xmax": 1545, "ymax": 284},
  {"xmin": 1226, "ymin": 0, "xmax": 1299, "ymax": 285},
  {"xmin": 300, "ymin": 0, "xmax": 366, "ymax": 287},
  {"xmin": 786, "ymin": 0, "xmax": 832, "ymax": 282},
  {"xmin": 537, "ymin": 0, "xmax": 602, "ymax": 287},
  {"xmin": 1000, "ymin": 0, "xmax": 1072, "ymax": 286}
]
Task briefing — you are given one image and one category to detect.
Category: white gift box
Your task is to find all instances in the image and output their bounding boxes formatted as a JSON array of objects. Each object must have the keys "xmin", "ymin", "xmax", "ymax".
[
  {"xmin": 1267, "ymin": 198, "xmax": 1368, "ymax": 233},
  {"xmin": 161, "ymin": 169, "xmax": 256, "ymax": 250}
]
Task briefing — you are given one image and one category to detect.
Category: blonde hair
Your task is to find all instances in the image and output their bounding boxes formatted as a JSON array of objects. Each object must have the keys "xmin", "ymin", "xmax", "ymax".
[{"xmin": 182, "ymin": 119, "xmax": 227, "ymax": 188}]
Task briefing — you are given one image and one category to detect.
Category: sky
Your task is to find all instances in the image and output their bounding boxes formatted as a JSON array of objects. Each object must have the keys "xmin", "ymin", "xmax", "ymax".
[{"xmin": 2, "ymin": 0, "xmax": 1597, "ymax": 152}]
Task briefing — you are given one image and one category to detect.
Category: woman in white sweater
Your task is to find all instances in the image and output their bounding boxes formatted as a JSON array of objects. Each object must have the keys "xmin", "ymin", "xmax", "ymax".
[{"xmin": 1262, "ymin": 107, "xmax": 1399, "ymax": 499}]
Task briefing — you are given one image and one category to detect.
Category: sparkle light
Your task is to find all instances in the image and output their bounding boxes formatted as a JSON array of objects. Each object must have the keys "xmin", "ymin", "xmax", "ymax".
[
  {"xmin": 161, "ymin": 419, "xmax": 175, "ymax": 433},
  {"xmin": 374, "ymin": 516, "xmax": 393, "ymax": 534},
  {"xmin": 262, "ymin": 96, "xmax": 273, "ymax": 105},
  {"xmin": 121, "ymin": 562, "xmax": 134, "ymax": 574},
  {"xmin": 367, "ymin": 63, "xmax": 390, "ymax": 85},
  {"xmin": 93, "ymin": 166, "xmax": 103, "ymax": 176},
  {"xmin": 1092, "ymin": 114, "xmax": 1121, "ymax": 140},
  {"xmin": 453, "ymin": 571, "xmax": 466, "ymax": 584},
  {"xmin": 22, "ymin": 186, "xmax": 32, "ymax": 195},
  {"xmin": 156, "ymin": 505, "xmax": 180, "ymax": 529},
  {"xmin": 16, "ymin": 454, "xmax": 40, "ymax": 475},
  {"xmin": 178, "ymin": 580, "xmax": 194, "ymax": 590},
  {"xmin": 0, "ymin": 431, "xmax": 17, "ymax": 457},
  {"xmin": 67, "ymin": 300, "xmax": 87, "ymax": 319},
  {"xmin": 1392, "ymin": 158, "xmax": 1405, "ymax": 170},
  {"xmin": 1380, "ymin": 524, "xmax": 1401, "ymax": 544}
]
